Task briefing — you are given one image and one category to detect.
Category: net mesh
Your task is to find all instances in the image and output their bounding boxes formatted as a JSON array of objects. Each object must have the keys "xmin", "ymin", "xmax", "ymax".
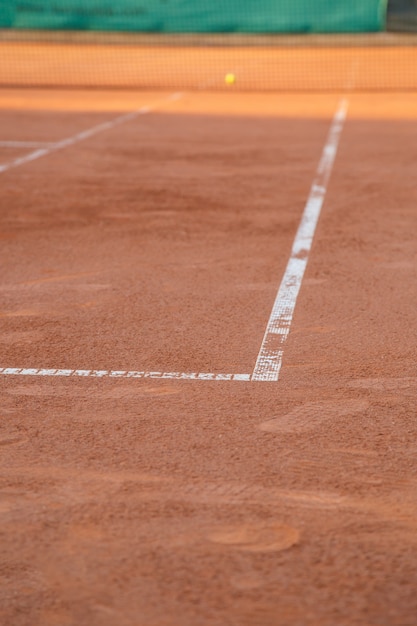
[{"xmin": 1, "ymin": 1, "xmax": 417, "ymax": 91}]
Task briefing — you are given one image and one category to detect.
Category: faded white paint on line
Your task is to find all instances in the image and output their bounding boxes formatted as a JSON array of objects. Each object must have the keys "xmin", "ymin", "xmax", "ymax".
[
  {"xmin": 0, "ymin": 94, "xmax": 183, "ymax": 174},
  {"xmin": 0, "ymin": 367, "xmax": 251, "ymax": 382},
  {"xmin": 252, "ymin": 98, "xmax": 349, "ymax": 382}
]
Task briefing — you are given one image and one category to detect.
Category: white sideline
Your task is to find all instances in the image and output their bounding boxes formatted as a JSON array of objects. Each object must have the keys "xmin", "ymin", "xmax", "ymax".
[
  {"xmin": 0, "ymin": 92, "xmax": 183, "ymax": 174},
  {"xmin": 251, "ymin": 98, "xmax": 349, "ymax": 382}
]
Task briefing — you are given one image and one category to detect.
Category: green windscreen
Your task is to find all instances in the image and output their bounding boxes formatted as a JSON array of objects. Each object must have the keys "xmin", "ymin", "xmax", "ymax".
[
  {"xmin": 1, "ymin": 0, "xmax": 417, "ymax": 92},
  {"xmin": 0, "ymin": 0, "xmax": 386, "ymax": 33}
]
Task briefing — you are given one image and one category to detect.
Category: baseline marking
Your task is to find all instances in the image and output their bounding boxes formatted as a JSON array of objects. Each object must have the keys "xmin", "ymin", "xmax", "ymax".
[
  {"xmin": 251, "ymin": 98, "xmax": 349, "ymax": 382},
  {"xmin": 0, "ymin": 92, "xmax": 183, "ymax": 174},
  {"xmin": 0, "ymin": 368, "xmax": 250, "ymax": 382}
]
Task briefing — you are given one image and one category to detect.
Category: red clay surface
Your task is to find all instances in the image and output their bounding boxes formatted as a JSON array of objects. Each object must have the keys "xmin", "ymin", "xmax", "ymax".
[
  {"xmin": 0, "ymin": 89, "xmax": 417, "ymax": 626},
  {"xmin": 1, "ymin": 41, "xmax": 417, "ymax": 91}
]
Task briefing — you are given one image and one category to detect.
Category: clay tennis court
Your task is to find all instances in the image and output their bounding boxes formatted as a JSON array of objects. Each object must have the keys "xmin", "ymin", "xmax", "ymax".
[{"xmin": 1, "ymin": 43, "xmax": 417, "ymax": 626}]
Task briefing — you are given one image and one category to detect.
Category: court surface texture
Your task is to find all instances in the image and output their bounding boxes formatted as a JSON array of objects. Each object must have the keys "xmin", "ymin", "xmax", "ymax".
[{"xmin": 1, "ymin": 87, "xmax": 417, "ymax": 626}]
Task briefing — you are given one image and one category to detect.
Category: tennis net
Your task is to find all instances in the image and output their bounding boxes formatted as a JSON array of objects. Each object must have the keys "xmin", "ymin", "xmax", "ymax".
[{"xmin": 1, "ymin": 1, "xmax": 417, "ymax": 91}]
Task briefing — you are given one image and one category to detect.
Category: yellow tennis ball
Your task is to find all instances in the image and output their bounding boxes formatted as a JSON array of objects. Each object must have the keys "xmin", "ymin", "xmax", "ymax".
[{"xmin": 225, "ymin": 73, "xmax": 236, "ymax": 85}]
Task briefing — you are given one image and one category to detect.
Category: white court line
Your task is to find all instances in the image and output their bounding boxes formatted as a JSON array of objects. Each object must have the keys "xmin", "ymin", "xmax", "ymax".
[
  {"xmin": 0, "ymin": 95, "xmax": 347, "ymax": 384},
  {"xmin": 0, "ymin": 368, "xmax": 250, "ymax": 381},
  {"xmin": 0, "ymin": 92, "xmax": 183, "ymax": 174},
  {"xmin": 251, "ymin": 98, "xmax": 349, "ymax": 382}
]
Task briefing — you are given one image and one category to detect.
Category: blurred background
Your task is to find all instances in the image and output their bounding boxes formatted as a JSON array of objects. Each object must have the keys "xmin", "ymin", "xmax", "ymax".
[{"xmin": 0, "ymin": 1, "xmax": 416, "ymax": 91}]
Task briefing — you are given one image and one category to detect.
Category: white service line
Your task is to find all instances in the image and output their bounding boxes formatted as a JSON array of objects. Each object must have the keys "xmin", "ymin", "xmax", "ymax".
[
  {"xmin": 0, "ymin": 92, "xmax": 183, "ymax": 174},
  {"xmin": 0, "ymin": 368, "xmax": 250, "ymax": 381},
  {"xmin": 251, "ymin": 98, "xmax": 349, "ymax": 382}
]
